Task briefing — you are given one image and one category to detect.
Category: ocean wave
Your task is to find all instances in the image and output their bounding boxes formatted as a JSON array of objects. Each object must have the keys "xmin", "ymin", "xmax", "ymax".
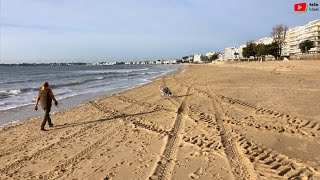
[
  {"xmin": 58, "ymin": 71, "xmax": 127, "ymax": 80},
  {"xmin": 0, "ymin": 89, "xmax": 22, "ymax": 95},
  {"xmin": 146, "ymin": 71, "xmax": 160, "ymax": 74},
  {"xmin": 4, "ymin": 79, "xmax": 33, "ymax": 84},
  {"xmin": 0, "ymin": 102, "xmax": 34, "ymax": 111},
  {"xmin": 51, "ymin": 76, "xmax": 108, "ymax": 89},
  {"xmin": 19, "ymin": 87, "xmax": 42, "ymax": 93},
  {"xmin": 0, "ymin": 92, "xmax": 79, "ymax": 111},
  {"xmin": 51, "ymin": 80, "xmax": 91, "ymax": 88},
  {"xmin": 79, "ymin": 68, "xmax": 149, "ymax": 75},
  {"xmin": 41, "ymin": 68, "xmax": 151, "ymax": 80},
  {"xmin": 15, "ymin": 78, "xmax": 104, "ymax": 93}
]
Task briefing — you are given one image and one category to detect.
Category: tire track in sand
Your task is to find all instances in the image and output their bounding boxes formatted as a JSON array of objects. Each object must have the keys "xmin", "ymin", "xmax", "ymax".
[
  {"xmin": 0, "ymin": 132, "xmax": 47, "ymax": 157},
  {"xmin": 223, "ymin": 115, "xmax": 317, "ymax": 140},
  {"xmin": 0, "ymin": 101, "xmax": 125, "ymax": 178},
  {"xmin": 182, "ymin": 134, "xmax": 223, "ymax": 153},
  {"xmin": 0, "ymin": 123, "xmax": 98, "ymax": 176},
  {"xmin": 161, "ymin": 77, "xmax": 180, "ymax": 107},
  {"xmin": 41, "ymin": 125, "xmax": 121, "ymax": 179},
  {"xmin": 204, "ymin": 75, "xmax": 257, "ymax": 180},
  {"xmin": 0, "ymin": 109, "xmax": 96, "ymax": 157},
  {"xmin": 186, "ymin": 108, "xmax": 224, "ymax": 154},
  {"xmin": 202, "ymin": 78, "xmax": 320, "ymax": 179},
  {"xmin": 217, "ymin": 95, "xmax": 320, "ymax": 139},
  {"xmin": 150, "ymin": 78, "xmax": 196, "ymax": 180},
  {"xmin": 131, "ymin": 118, "xmax": 171, "ymax": 135},
  {"xmin": 113, "ymin": 95, "xmax": 222, "ymax": 153},
  {"xmin": 90, "ymin": 100, "xmax": 169, "ymax": 136},
  {"xmin": 234, "ymin": 132, "xmax": 320, "ymax": 179},
  {"xmin": 113, "ymin": 94, "xmax": 175, "ymax": 112}
]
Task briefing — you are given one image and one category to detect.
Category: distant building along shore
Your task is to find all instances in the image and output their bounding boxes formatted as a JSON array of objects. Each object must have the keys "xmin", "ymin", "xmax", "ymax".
[{"xmin": 217, "ymin": 19, "xmax": 320, "ymax": 61}]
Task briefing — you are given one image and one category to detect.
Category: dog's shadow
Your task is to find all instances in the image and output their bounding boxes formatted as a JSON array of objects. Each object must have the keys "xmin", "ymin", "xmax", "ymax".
[{"xmin": 174, "ymin": 93, "xmax": 193, "ymax": 98}]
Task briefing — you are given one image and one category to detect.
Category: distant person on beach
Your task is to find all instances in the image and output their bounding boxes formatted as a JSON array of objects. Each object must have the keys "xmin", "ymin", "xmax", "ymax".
[{"xmin": 34, "ymin": 82, "xmax": 58, "ymax": 131}]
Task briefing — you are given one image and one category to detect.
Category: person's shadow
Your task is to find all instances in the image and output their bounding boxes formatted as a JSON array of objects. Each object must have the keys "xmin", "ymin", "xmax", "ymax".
[{"xmin": 49, "ymin": 110, "xmax": 157, "ymax": 131}]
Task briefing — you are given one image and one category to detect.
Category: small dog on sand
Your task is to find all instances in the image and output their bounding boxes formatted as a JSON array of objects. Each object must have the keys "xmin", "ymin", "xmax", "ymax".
[{"xmin": 160, "ymin": 86, "xmax": 172, "ymax": 97}]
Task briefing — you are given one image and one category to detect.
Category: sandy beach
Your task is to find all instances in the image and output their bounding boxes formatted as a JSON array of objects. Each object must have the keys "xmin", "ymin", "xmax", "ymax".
[{"xmin": 0, "ymin": 60, "xmax": 320, "ymax": 180}]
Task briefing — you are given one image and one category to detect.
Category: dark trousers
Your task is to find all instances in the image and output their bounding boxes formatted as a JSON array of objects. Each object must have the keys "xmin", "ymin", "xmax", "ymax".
[{"xmin": 41, "ymin": 107, "xmax": 52, "ymax": 128}]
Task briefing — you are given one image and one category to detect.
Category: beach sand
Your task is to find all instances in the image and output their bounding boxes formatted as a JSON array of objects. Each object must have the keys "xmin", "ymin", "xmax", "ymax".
[{"xmin": 0, "ymin": 60, "xmax": 320, "ymax": 179}]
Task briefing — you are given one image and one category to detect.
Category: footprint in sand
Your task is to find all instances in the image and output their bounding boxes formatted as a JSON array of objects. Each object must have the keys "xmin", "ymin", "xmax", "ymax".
[{"xmin": 189, "ymin": 167, "xmax": 203, "ymax": 179}]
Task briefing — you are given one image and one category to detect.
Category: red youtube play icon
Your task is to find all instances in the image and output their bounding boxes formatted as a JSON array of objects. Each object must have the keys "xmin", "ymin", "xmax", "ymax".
[{"xmin": 294, "ymin": 2, "xmax": 307, "ymax": 12}]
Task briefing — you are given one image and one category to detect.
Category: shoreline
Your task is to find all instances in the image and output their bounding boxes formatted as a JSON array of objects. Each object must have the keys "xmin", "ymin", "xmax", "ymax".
[{"xmin": 0, "ymin": 65, "xmax": 183, "ymax": 129}]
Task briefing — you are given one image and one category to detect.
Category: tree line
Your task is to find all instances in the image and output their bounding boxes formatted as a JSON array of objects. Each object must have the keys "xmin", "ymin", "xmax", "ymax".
[
  {"xmin": 242, "ymin": 24, "xmax": 315, "ymax": 60},
  {"xmin": 180, "ymin": 24, "xmax": 315, "ymax": 62}
]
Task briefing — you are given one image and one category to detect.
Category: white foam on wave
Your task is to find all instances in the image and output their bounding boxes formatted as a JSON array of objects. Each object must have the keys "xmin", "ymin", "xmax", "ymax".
[
  {"xmin": 0, "ymin": 102, "xmax": 33, "ymax": 111},
  {"xmin": 0, "ymin": 89, "xmax": 22, "ymax": 95},
  {"xmin": 79, "ymin": 67, "xmax": 150, "ymax": 75}
]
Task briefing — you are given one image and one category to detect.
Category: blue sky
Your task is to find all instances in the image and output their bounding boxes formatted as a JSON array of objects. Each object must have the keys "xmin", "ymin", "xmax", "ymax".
[{"xmin": 0, "ymin": 0, "xmax": 318, "ymax": 63}]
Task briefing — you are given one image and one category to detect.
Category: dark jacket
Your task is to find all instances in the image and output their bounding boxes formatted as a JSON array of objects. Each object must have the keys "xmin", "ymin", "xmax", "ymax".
[{"xmin": 37, "ymin": 87, "xmax": 55, "ymax": 109}]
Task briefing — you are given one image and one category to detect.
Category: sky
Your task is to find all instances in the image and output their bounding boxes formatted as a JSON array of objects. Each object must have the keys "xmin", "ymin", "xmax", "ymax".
[{"xmin": 0, "ymin": 0, "xmax": 319, "ymax": 63}]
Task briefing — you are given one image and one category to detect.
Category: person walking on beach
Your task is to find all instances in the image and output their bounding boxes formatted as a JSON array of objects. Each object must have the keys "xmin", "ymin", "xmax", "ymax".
[{"xmin": 34, "ymin": 82, "xmax": 58, "ymax": 131}]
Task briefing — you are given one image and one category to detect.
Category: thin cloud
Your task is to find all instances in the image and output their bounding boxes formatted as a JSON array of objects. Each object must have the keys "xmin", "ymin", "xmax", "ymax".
[{"xmin": 1, "ymin": 23, "xmax": 92, "ymax": 32}]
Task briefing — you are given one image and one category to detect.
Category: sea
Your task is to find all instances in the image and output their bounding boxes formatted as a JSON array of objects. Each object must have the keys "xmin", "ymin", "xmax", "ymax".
[{"xmin": 0, "ymin": 64, "xmax": 179, "ymax": 126}]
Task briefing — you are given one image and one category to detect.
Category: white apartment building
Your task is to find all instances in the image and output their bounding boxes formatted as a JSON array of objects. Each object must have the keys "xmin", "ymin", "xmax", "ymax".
[
  {"xmin": 193, "ymin": 54, "xmax": 205, "ymax": 63},
  {"xmin": 165, "ymin": 60, "xmax": 178, "ymax": 64},
  {"xmin": 205, "ymin": 52, "xmax": 215, "ymax": 59},
  {"xmin": 285, "ymin": 25, "xmax": 308, "ymax": 55},
  {"xmin": 156, "ymin": 60, "xmax": 163, "ymax": 64},
  {"xmin": 93, "ymin": 61, "xmax": 117, "ymax": 65},
  {"xmin": 231, "ymin": 37, "xmax": 273, "ymax": 59},
  {"xmin": 218, "ymin": 53, "xmax": 225, "ymax": 61},
  {"xmin": 187, "ymin": 55, "xmax": 194, "ymax": 63},
  {"xmin": 305, "ymin": 20, "xmax": 320, "ymax": 52},
  {"xmin": 285, "ymin": 19, "xmax": 320, "ymax": 55},
  {"xmin": 237, "ymin": 45, "xmax": 246, "ymax": 59},
  {"xmin": 255, "ymin": 37, "xmax": 273, "ymax": 45},
  {"xmin": 223, "ymin": 47, "xmax": 239, "ymax": 60},
  {"xmin": 216, "ymin": 19, "xmax": 319, "ymax": 60}
]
